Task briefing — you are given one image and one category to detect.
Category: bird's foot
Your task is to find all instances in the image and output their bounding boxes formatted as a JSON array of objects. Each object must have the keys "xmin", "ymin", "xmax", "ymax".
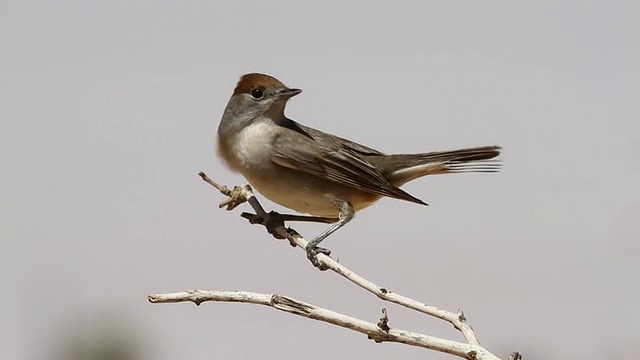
[
  {"xmin": 306, "ymin": 244, "xmax": 331, "ymax": 271},
  {"xmin": 241, "ymin": 210, "xmax": 286, "ymax": 239}
]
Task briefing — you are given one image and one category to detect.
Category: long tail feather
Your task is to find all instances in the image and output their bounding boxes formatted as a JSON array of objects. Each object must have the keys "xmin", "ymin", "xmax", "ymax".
[{"xmin": 377, "ymin": 146, "xmax": 502, "ymax": 185}]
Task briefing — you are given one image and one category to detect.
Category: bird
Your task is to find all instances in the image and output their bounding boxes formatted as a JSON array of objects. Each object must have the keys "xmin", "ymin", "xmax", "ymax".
[{"xmin": 217, "ymin": 73, "xmax": 501, "ymax": 263}]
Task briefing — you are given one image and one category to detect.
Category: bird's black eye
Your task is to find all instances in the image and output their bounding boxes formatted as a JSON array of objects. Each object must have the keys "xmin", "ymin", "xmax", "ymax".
[{"xmin": 250, "ymin": 88, "xmax": 264, "ymax": 100}]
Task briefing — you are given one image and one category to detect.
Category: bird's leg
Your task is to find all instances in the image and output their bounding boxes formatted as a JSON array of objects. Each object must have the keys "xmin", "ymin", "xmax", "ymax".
[
  {"xmin": 241, "ymin": 197, "xmax": 339, "ymax": 240},
  {"xmin": 272, "ymin": 213, "xmax": 339, "ymax": 224},
  {"xmin": 241, "ymin": 211, "xmax": 338, "ymax": 240},
  {"xmin": 239, "ymin": 197, "xmax": 288, "ymax": 239},
  {"xmin": 240, "ymin": 193, "xmax": 353, "ymax": 269},
  {"xmin": 306, "ymin": 198, "xmax": 355, "ymax": 269}
]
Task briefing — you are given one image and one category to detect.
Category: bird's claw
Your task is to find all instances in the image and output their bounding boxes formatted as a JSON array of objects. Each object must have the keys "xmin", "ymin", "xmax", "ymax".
[
  {"xmin": 264, "ymin": 211, "xmax": 286, "ymax": 239},
  {"xmin": 306, "ymin": 244, "xmax": 331, "ymax": 270},
  {"xmin": 240, "ymin": 211, "xmax": 286, "ymax": 239}
]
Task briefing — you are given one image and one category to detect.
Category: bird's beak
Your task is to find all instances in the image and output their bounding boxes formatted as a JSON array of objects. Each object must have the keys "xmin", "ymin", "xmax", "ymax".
[{"xmin": 276, "ymin": 88, "xmax": 302, "ymax": 99}]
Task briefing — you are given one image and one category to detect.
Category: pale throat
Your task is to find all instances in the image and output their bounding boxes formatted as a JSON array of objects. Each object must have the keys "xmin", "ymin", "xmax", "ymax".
[{"xmin": 231, "ymin": 121, "xmax": 277, "ymax": 169}]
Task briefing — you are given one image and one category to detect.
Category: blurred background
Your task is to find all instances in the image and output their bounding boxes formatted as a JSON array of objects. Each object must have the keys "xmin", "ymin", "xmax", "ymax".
[{"xmin": 2, "ymin": 1, "xmax": 638, "ymax": 359}]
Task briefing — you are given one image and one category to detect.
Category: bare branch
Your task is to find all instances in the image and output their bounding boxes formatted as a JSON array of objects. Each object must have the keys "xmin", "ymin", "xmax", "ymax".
[
  {"xmin": 197, "ymin": 173, "xmax": 479, "ymax": 344},
  {"xmin": 148, "ymin": 173, "xmax": 519, "ymax": 359},
  {"xmin": 148, "ymin": 290, "xmax": 498, "ymax": 360}
]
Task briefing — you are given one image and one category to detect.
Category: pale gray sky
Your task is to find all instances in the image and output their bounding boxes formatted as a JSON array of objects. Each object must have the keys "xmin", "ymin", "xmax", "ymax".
[{"xmin": 2, "ymin": 1, "xmax": 639, "ymax": 359}]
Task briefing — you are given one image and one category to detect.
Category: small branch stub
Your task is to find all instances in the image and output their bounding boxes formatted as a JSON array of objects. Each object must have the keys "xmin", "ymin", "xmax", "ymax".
[{"xmin": 377, "ymin": 308, "xmax": 390, "ymax": 332}]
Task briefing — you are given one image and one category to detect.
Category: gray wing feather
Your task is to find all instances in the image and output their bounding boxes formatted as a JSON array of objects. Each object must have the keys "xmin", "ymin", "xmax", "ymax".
[{"xmin": 270, "ymin": 131, "xmax": 426, "ymax": 205}]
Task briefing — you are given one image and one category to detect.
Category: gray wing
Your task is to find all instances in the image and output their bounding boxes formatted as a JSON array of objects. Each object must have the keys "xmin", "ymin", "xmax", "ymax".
[
  {"xmin": 299, "ymin": 123, "xmax": 387, "ymax": 157},
  {"xmin": 270, "ymin": 125, "xmax": 426, "ymax": 205}
]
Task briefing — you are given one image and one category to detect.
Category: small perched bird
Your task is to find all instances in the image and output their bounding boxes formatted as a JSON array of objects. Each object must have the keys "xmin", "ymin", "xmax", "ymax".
[{"xmin": 217, "ymin": 73, "xmax": 501, "ymax": 262}]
